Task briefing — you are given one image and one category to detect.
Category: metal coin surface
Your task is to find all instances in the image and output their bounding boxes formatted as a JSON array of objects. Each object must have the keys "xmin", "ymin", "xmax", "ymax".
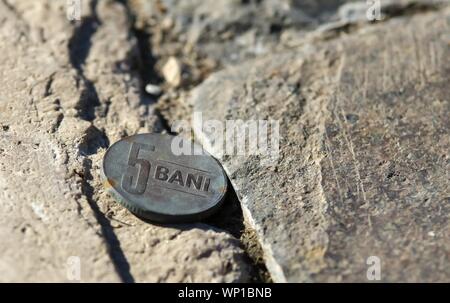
[{"xmin": 102, "ymin": 133, "xmax": 228, "ymax": 223}]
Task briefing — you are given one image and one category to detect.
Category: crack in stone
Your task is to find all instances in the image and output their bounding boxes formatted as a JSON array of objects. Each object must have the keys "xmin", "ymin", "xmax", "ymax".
[
  {"xmin": 79, "ymin": 158, "xmax": 135, "ymax": 283},
  {"xmin": 68, "ymin": 0, "xmax": 101, "ymax": 121},
  {"xmin": 68, "ymin": 0, "xmax": 100, "ymax": 72},
  {"xmin": 66, "ymin": 0, "xmax": 135, "ymax": 283}
]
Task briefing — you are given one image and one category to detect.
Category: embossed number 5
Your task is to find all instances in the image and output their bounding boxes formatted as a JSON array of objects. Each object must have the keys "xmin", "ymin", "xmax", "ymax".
[{"xmin": 121, "ymin": 142, "xmax": 154, "ymax": 195}]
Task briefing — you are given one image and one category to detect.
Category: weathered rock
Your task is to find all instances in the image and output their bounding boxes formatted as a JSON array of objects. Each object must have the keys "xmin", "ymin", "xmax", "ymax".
[
  {"xmin": 192, "ymin": 7, "xmax": 450, "ymax": 282},
  {"xmin": 162, "ymin": 57, "xmax": 182, "ymax": 87},
  {"xmin": 128, "ymin": 0, "xmax": 359, "ymax": 82},
  {"xmin": 0, "ymin": 0, "xmax": 118, "ymax": 283},
  {"xmin": 0, "ymin": 0, "xmax": 250, "ymax": 282},
  {"xmin": 130, "ymin": 0, "xmax": 444, "ymax": 70},
  {"xmin": 135, "ymin": 0, "xmax": 448, "ymax": 140}
]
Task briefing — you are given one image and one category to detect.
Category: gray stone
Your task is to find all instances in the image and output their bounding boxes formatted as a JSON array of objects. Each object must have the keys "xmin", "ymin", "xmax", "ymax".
[
  {"xmin": 128, "ymin": 0, "xmax": 360, "ymax": 76},
  {"xmin": 192, "ymin": 6, "xmax": 450, "ymax": 282},
  {"xmin": 130, "ymin": 0, "xmax": 445, "ymax": 70},
  {"xmin": 0, "ymin": 0, "xmax": 250, "ymax": 282}
]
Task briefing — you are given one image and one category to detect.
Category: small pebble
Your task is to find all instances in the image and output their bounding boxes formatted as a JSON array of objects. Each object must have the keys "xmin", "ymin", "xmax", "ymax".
[
  {"xmin": 162, "ymin": 57, "xmax": 182, "ymax": 87},
  {"xmin": 145, "ymin": 83, "xmax": 162, "ymax": 96}
]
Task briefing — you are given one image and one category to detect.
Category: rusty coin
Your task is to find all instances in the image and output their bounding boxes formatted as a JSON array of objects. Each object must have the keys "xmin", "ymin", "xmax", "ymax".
[{"xmin": 102, "ymin": 133, "xmax": 227, "ymax": 223}]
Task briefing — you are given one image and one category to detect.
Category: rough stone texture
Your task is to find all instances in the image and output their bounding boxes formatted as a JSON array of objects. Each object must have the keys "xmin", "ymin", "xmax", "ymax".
[
  {"xmin": 129, "ymin": 0, "xmax": 365, "ymax": 91},
  {"xmin": 2, "ymin": 0, "xmax": 449, "ymax": 283},
  {"xmin": 130, "ymin": 0, "xmax": 445, "ymax": 72},
  {"xmin": 192, "ymin": 6, "xmax": 450, "ymax": 282},
  {"xmin": 130, "ymin": 0, "xmax": 352, "ymax": 64},
  {"xmin": 0, "ymin": 0, "xmax": 250, "ymax": 282},
  {"xmin": 135, "ymin": 0, "xmax": 448, "ymax": 131}
]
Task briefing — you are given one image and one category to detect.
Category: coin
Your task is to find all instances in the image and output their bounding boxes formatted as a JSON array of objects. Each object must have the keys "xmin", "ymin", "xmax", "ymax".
[{"xmin": 101, "ymin": 133, "xmax": 228, "ymax": 223}]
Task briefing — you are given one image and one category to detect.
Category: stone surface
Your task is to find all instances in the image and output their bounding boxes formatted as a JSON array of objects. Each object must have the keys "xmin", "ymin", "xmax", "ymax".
[
  {"xmin": 0, "ymin": 0, "xmax": 251, "ymax": 282},
  {"xmin": 192, "ymin": 7, "xmax": 450, "ymax": 282},
  {"xmin": 134, "ymin": 0, "xmax": 448, "ymax": 134},
  {"xmin": 2, "ymin": 0, "xmax": 449, "ymax": 283},
  {"xmin": 130, "ymin": 0, "xmax": 445, "ymax": 73},
  {"xmin": 129, "ymin": 0, "xmax": 361, "ymax": 87}
]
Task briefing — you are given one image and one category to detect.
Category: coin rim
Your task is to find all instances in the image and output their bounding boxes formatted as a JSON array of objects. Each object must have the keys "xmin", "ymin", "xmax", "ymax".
[{"xmin": 101, "ymin": 133, "xmax": 228, "ymax": 223}]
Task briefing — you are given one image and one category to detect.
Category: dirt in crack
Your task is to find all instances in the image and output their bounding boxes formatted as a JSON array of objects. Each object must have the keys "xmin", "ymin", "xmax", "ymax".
[
  {"xmin": 204, "ymin": 183, "xmax": 272, "ymax": 283},
  {"xmin": 67, "ymin": 0, "xmax": 133, "ymax": 281},
  {"xmin": 68, "ymin": 0, "xmax": 101, "ymax": 121},
  {"xmin": 78, "ymin": 158, "xmax": 135, "ymax": 283}
]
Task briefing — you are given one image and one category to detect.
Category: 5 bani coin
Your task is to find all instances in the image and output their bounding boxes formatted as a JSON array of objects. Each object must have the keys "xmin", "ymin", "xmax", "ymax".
[{"xmin": 101, "ymin": 133, "xmax": 228, "ymax": 223}]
